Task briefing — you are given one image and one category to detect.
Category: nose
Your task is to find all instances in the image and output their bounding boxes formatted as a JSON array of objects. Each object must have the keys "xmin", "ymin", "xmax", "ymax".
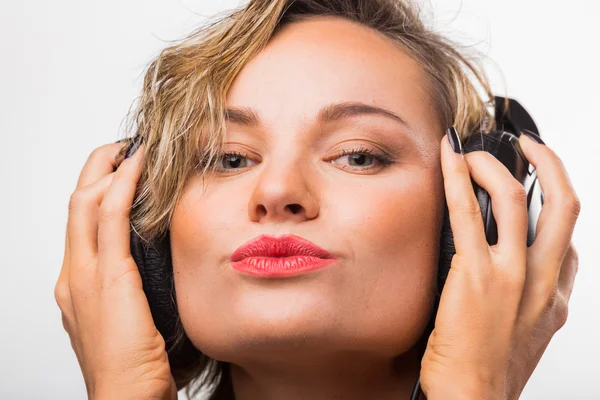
[{"xmin": 248, "ymin": 155, "xmax": 319, "ymax": 224}]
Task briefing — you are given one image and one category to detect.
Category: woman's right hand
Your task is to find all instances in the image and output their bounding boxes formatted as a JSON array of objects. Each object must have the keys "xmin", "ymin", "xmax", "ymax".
[{"xmin": 54, "ymin": 142, "xmax": 177, "ymax": 400}]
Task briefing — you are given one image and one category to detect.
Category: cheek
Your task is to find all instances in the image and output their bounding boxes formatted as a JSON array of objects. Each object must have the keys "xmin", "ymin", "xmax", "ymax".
[
  {"xmin": 327, "ymin": 171, "xmax": 443, "ymax": 351},
  {"xmin": 170, "ymin": 177, "xmax": 241, "ymax": 300},
  {"xmin": 340, "ymin": 176, "xmax": 441, "ymax": 259},
  {"xmin": 169, "ymin": 181, "xmax": 241, "ymax": 356},
  {"xmin": 171, "ymin": 179, "xmax": 242, "ymax": 253},
  {"xmin": 170, "ymin": 169, "xmax": 444, "ymax": 359}
]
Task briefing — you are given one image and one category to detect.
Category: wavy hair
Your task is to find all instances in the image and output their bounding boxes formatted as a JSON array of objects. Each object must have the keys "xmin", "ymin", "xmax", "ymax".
[{"xmin": 119, "ymin": 0, "xmax": 499, "ymax": 398}]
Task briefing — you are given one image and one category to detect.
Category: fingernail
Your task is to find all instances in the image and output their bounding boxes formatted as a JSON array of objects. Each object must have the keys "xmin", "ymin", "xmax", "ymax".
[
  {"xmin": 521, "ymin": 129, "xmax": 545, "ymax": 145},
  {"xmin": 447, "ymin": 127, "xmax": 463, "ymax": 154}
]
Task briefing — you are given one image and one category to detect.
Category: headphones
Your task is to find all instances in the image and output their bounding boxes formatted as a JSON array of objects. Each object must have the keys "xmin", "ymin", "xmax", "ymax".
[
  {"xmin": 124, "ymin": 96, "xmax": 544, "ymax": 398},
  {"xmin": 411, "ymin": 96, "xmax": 543, "ymax": 399}
]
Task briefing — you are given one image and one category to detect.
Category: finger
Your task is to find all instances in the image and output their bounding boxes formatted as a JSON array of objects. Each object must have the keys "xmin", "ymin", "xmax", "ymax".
[
  {"xmin": 58, "ymin": 221, "xmax": 71, "ymax": 283},
  {"xmin": 61, "ymin": 312, "xmax": 72, "ymax": 334},
  {"xmin": 76, "ymin": 142, "xmax": 127, "ymax": 189},
  {"xmin": 59, "ymin": 143, "xmax": 123, "ymax": 319},
  {"xmin": 518, "ymin": 134, "xmax": 581, "ymax": 264},
  {"xmin": 557, "ymin": 243, "xmax": 578, "ymax": 302},
  {"xmin": 440, "ymin": 134, "xmax": 489, "ymax": 258},
  {"xmin": 55, "ymin": 226, "xmax": 73, "ymax": 315},
  {"xmin": 463, "ymin": 151, "xmax": 528, "ymax": 261},
  {"xmin": 97, "ymin": 145, "xmax": 145, "ymax": 282},
  {"xmin": 67, "ymin": 173, "xmax": 115, "ymax": 277}
]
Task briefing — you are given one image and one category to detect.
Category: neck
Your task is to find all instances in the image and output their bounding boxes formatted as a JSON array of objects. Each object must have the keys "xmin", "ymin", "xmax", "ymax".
[{"xmin": 228, "ymin": 345, "xmax": 423, "ymax": 400}]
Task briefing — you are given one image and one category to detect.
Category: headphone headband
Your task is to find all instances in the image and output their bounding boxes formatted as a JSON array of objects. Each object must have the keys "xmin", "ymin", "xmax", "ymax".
[{"xmin": 494, "ymin": 96, "xmax": 540, "ymax": 137}]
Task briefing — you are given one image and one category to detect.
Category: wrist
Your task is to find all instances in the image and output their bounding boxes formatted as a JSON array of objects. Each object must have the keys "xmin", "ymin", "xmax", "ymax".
[
  {"xmin": 93, "ymin": 382, "xmax": 177, "ymax": 400},
  {"xmin": 425, "ymin": 379, "xmax": 504, "ymax": 400}
]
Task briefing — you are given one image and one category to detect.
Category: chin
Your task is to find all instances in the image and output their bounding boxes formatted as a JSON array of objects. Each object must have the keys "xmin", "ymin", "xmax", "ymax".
[
  {"xmin": 176, "ymin": 268, "xmax": 434, "ymax": 363},
  {"xmin": 182, "ymin": 302, "xmax": 422, "ymax": 364},
  {"xmin": 193, "ymin": 295, "xmax": 342, "ymax": 359}
]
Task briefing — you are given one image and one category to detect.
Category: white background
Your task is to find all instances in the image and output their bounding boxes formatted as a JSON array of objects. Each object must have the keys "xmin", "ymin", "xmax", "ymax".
[{"xmin": 1, "ymin": 0, "xmax": 598, "ymax": 398}]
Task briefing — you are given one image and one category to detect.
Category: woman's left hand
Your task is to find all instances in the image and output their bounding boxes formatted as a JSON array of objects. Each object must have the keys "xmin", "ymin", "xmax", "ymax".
[{"xmin": 420, "ymin": 132, "xmax": 581, "ymax": 400}]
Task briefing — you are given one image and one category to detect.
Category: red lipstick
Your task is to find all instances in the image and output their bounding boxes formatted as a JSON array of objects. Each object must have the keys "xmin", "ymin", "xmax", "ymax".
[{"xmin": 230, "ymin": 234, "xmax": 337, "ymax": 277}]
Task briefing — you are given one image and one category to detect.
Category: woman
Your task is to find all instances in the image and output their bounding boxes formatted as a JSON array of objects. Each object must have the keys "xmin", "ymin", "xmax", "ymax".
[{"xmin": 55, "ymin": 0, "xmax": 581, "ymax": 399}]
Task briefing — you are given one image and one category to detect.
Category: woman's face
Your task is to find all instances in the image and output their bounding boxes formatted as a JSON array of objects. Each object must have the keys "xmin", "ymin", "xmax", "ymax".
[{"xmin": 170, "ymin": 16, "xmax": 445, "ymax": 365}]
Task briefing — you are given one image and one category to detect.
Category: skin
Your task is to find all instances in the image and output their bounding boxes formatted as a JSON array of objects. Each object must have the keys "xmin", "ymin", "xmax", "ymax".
[
  {"xmin": 55, "ymin": 15, "xmax": 580, "ymax": 400},
  {"xmin": 171, "ymin": 16, "xmax": 444, "ymax": 400}
]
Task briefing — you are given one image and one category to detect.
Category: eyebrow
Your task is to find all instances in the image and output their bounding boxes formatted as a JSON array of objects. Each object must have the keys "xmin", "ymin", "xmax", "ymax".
[{"xmin": 224, "ymin": 101, "xmax": 415, "ymax": 132}]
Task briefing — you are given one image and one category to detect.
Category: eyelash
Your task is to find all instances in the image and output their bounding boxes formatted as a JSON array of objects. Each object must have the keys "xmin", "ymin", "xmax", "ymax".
[{"xmin": 216, "ymin": 145, "xmax": 396, "ymax": 173}]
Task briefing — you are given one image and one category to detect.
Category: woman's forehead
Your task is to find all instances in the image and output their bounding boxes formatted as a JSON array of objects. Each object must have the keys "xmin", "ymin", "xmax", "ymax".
[{"xmin": 225, "ymin": 16, "xmax": 438, "ymax": 140}]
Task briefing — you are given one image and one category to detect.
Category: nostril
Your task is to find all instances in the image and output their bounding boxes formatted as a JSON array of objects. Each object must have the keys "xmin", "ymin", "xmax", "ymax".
[{"xmin": 287, "ymin": 204, "xmax": 302, "ymax": 214}]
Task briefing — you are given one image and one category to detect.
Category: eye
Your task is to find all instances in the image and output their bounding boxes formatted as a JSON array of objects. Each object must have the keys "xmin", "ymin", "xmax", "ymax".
[
  {"xmin": 216, "ymin": 146, "xmax": 396, "ymax": 174},
  {"xmin": 330, "ymin": 145, "xmax": 396, "ymax": 171},
  {"xmin": 217, "ymin": 151, "xmax": 258, "ymax": 172}
]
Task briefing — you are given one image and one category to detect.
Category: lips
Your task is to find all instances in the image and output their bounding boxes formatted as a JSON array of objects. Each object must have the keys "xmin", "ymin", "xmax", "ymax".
[{"xmin": 230, "ymin": 234, "xmax": 334, "ymax": 262}]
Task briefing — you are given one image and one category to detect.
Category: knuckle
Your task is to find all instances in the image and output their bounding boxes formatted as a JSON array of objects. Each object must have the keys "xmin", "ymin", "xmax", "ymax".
[
  {"xmin": 54, "ymin": 282, "xmax": 72, "ymax": 310},
  {"xmin": 88, "ymin": 146, "xmax": 102, "ymax": 159},
  {"xmin": 86, "ymin": 147, "xmax": 104, "ymax": 166},
  {"xmin": 570, "ymin": 244, "xmax": 579, "ymax": 261},
  {"xmin": 61, "ymin": 313, "xmax": 71, "ymax": 333},
  {"xmin": 98, "ymin": 202, "xmax": 127, "ymax": 223},
  {"xmin": 68, "ymin": 190, "xmax": 89, "ymax": 212},
  {"xmin": 456, "ymin": 200, "xmax": 482, "ymax": 217},
  {"xmin": 507, "ymin": 184, "xmax": 528, "ymax": 206},
  {"xmin": 554, "ymin": 300, "xmax": 569, "ymax": 330},
  {"xmin": 570, "ymin": 247, "xmax": 580, "ymax": 274},
  {"xmin": 88, "ymin": 144, "xmax": 112, "ymax": 162},
  {"xmin": 565, "ymin": 193, "xmax": 582, "ymax": 217}
]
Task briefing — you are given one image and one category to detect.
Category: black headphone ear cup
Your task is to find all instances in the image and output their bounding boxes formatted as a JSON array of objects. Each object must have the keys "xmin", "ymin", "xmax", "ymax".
[
  {"xmin": 438, "ymin": 180, "xmax": 491, "ymax": 297},
  {"xmin": 129, "ymin": 228, "xmax": 202, "ymax": 387},
  {"xmin": 437, "ymin": 201, "xmax": 454, "ymax": 298}
]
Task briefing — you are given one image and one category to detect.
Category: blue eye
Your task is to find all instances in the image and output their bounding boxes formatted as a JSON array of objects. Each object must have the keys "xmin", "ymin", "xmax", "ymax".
[
  {"xmin": 216, "ymin": 146, "xmax": 396, "ymax": 173},
  {"xmin": 331, "ymin": 146, "xmax": 396, "ymax": 171},
  {"xmin": 218, "ymin": 151, "xmax": 257, "ymax": 171}
]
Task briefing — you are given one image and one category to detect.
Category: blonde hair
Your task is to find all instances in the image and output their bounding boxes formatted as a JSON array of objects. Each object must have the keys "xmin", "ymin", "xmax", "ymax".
[{"xmin": 122, "ymin": 0, "xmax": 499, "ymax": 397}]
